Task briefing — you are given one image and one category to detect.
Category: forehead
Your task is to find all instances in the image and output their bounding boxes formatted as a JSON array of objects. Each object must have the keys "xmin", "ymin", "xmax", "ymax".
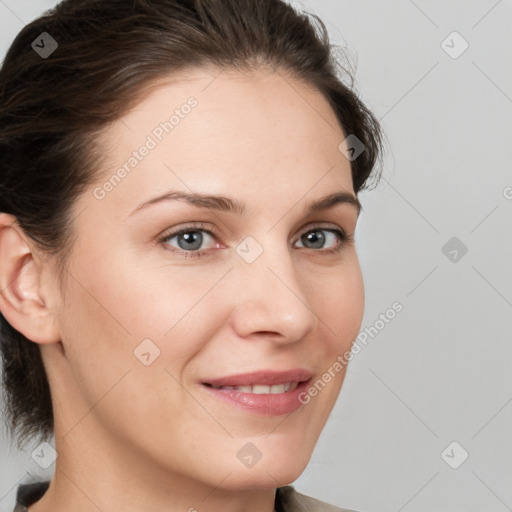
[
  {"xmin": 107, "ymin": 65, "xmax": 345, "ymax": 144},
  {"xmin": 85, "ymin": 66, "xmax": 353, "ymax": 216}
]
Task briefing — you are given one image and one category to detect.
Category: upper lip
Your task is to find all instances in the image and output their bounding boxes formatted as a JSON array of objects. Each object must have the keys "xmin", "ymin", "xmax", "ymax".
[{"xmin": 202, "ymin": 368, "xmax": 312, "ymax": 387}]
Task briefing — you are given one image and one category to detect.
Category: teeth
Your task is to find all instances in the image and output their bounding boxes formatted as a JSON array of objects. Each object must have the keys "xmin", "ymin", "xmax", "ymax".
[
  {"xmin": 211, "ymin": 382, "xmax": 299, "ymax": 394},
  {"xmin": 253, "ymin": 384, "xmax": 272, "ymax": 394}
]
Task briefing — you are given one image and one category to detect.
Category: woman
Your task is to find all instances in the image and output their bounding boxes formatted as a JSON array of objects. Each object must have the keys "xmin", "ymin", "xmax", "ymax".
[{"xmin": 0, "ymin": 1, "xmax": 384, "ymax": 511}]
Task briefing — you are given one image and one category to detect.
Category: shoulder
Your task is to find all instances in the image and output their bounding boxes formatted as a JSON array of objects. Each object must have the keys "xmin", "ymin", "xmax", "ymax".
[
  {"xmin": 12, "ymin": 481, "xmax": 362, "ymax": 512},
  {"xmin": 276, "ymin": 485, "xmax": 362, "ymax": 512},
  {"xmin": 12, "ymin": 480, "xmax": 50, "ymax": 512}
]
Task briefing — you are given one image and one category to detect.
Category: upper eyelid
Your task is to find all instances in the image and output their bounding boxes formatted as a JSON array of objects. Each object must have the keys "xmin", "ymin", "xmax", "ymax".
[
  {"xmin": 297, "ymin": 221, "xmax": 345, "ymax": 232},
  {"xmin": 161, "ymin": 221, "xmax": 346, "ymax": 238},
  {"xmin": 160, "ymin": 222, "xmax": 216, "ymax": 237},
  {"xmin": 160, "ymin": 222, "xmax": 347, "ymax": 249}
]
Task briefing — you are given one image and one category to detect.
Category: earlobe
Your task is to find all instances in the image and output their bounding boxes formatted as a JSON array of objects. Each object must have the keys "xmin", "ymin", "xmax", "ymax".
[{"xmin": 0, "ymin": 213, "xmax": 61, "ymax": 344}]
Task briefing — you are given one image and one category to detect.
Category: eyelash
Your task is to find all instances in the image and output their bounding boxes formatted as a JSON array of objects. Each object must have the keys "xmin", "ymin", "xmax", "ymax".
[{"xmin": 158, "ymin": 222, "xmax": 352, "ymax": 259}]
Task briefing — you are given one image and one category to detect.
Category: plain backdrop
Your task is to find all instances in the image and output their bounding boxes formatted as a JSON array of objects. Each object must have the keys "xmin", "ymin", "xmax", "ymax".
[{"xmin": 0, "ymin": 1, "xmax": 511, "ymax": 511}]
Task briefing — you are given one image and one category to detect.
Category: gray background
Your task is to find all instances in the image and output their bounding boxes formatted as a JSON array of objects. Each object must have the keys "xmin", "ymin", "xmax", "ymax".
[{"xmin": 1, "ymin": 1, "xmax": 511, "ymax": 511}]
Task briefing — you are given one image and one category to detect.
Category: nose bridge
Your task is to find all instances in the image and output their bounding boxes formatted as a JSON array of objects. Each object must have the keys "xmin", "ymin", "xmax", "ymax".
[{"xmin": 230, "ymin": 237, "xmax": 318, "ymax": 341}]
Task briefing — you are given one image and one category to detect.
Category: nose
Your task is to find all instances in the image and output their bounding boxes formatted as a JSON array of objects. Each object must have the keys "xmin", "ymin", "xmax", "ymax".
[{"xmin": 229, "ymin": 246, "xmax": 319, "ymax": 344}]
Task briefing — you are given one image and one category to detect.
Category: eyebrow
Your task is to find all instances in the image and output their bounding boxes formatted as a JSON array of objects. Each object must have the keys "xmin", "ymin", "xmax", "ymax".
[{"xmin": 128, "ymin": 189, "xmax": 361, "ymax": 217}]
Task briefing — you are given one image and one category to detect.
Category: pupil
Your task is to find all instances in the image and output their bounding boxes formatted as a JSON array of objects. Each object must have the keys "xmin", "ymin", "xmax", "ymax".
[
  {"xmin": 178, "ymin": 231, "xmax": 203, "ymax": 250},
  {"xmin": 304, "ymin": 230, "xmax": 325, "ymax": 249}
]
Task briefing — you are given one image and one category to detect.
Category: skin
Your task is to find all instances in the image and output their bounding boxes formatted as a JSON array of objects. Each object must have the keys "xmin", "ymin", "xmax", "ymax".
[{"xmin": 0, "ymin": 65, "xmax": 365, "ymax": 512}]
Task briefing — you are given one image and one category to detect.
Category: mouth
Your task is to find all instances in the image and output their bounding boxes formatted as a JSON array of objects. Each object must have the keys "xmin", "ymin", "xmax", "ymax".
[
  {"xmin": 202, "ymin": 381, "xmax": 300, "ymax": 394},
  {"xmin": 200, "ymin": 368, "xmax": 313, "ymax": 415}
]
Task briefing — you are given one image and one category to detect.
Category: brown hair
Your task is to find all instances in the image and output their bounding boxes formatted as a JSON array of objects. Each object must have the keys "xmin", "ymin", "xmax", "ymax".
[{"xmin": 0, "ymin": 0, "xmax": 384, "ymax": 449}]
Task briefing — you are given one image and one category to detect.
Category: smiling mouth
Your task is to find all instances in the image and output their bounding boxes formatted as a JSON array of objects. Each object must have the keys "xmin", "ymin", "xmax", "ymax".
[
  {"xmin": 200, "ymin": 370, "xmax": 313, "ymax": 415},
  {"xmin": 202, "ymin": 382, "xmax": 300, "ymax": 394}
]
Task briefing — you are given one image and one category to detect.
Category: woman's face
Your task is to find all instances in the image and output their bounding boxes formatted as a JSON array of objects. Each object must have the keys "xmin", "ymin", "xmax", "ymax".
[{"xmin": 45, "ymin": 66, "xmax": 365, "ymax": 490}]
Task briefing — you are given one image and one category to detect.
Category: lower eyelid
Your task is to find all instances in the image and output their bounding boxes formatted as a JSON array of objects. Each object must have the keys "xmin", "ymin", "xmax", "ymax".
[
  {"xmin": 162, "ymin": 230, "xmax": 217, "ymax": 249},
  {"xmin": 295, "ymin": 228, "xmax": 346, "ymax": 245},
  {"xmin": 160, "ymin": 226, "xmax": 348, "ymax": 255}
]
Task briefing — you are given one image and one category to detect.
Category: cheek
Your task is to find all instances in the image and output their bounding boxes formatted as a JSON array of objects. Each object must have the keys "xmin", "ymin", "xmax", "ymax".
[
  {"xmin": 307, "ymin": 256, "xmax": 365, "ymax": 351},
  {"xmin": 61, "ymin": 249, "xmax": 231, "ymax": 384},
  {"xmin": 56, "ymin": 256, "xmax": 226, "ymax": 443}
]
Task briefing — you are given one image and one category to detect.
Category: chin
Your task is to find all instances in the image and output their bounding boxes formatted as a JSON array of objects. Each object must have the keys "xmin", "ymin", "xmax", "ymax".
[
  {"xmin": 220, "ymin": 468, "xmax": 307, "ymax": 491},
  {"xmin": 216, "ymin": 449, "xmax": 312, "ymax": 491}
]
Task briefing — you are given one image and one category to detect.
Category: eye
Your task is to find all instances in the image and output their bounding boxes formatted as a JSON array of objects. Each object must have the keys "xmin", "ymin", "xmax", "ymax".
[
  {"xmin": 160, "ymin": 226, "xmax": 219, "ymax": 253},
  {"xmin": 294, "ymin": 227, "xmax": 348, "ymax": 252},
  {"xmin": 158, "ymin": 223, "xmax": 350, "ymax": 259}
]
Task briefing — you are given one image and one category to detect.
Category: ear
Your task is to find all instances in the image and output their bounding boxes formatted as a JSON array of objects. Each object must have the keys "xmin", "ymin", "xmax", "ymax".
[{"xmin": 0, "ymin": 213, "xmax": 61, "ymax": 344}]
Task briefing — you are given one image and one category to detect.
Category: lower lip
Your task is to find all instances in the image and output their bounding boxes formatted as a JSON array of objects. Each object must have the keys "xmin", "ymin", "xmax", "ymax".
[{"xmin": 200, "ymin": 380, "xmax": 311, "ymax": 415}]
